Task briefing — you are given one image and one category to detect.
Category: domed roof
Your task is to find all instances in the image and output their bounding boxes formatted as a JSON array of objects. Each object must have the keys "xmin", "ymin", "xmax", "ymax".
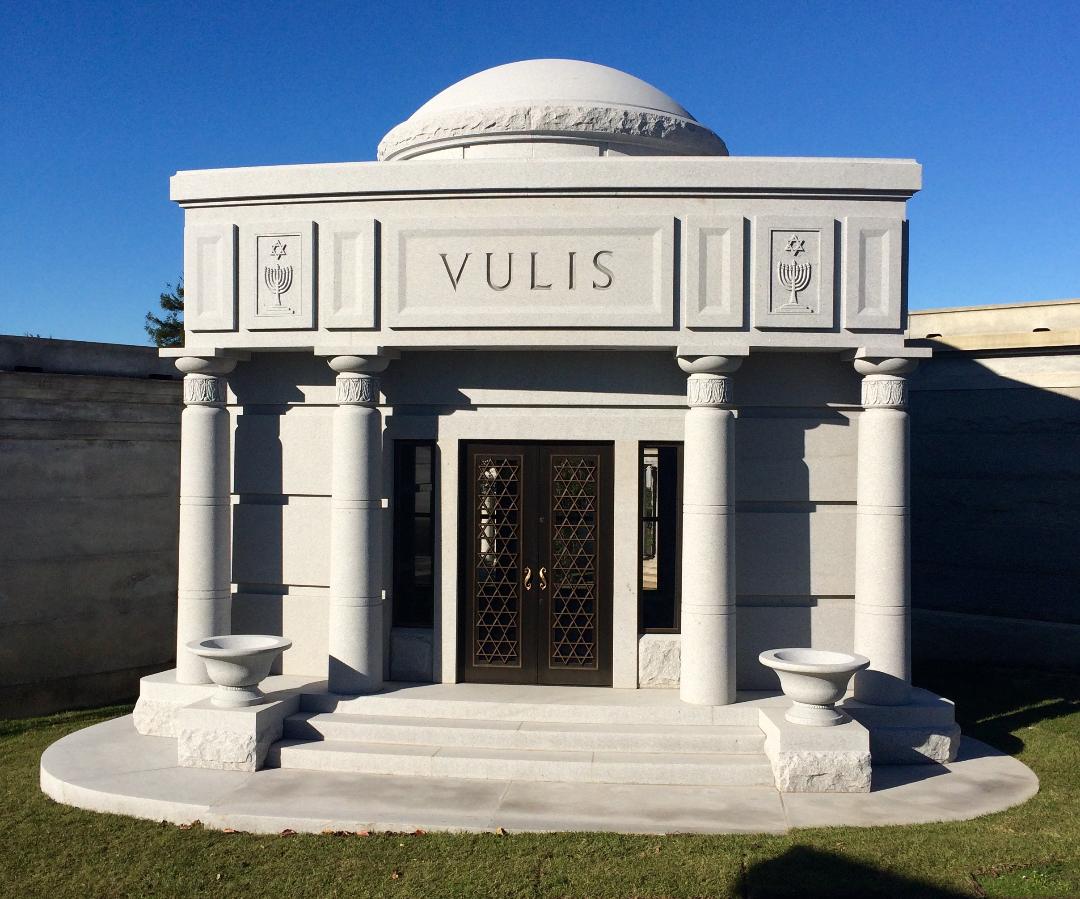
[{"xmin": 378, "ymin": 59, "xmax": 727, "ymax": 161}]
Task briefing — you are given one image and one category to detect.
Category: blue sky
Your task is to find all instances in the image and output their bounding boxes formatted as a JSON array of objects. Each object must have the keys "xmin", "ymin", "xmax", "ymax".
[{"xmin": 2, "ymin": 0, "xmax": 1077, "ymax": 345}]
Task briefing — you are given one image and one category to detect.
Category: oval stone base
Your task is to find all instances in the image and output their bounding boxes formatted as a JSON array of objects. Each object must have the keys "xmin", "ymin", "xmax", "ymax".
[{"xmin": 40, "ymin": 715, "xmax": 1039, "ymax": 835}]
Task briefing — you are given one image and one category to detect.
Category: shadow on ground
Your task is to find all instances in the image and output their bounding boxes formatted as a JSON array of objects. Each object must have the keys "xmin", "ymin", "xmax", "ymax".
[
  {"xmin": 742, "ymin": 845, "xmax": 969, "ymax": 898},
  {"xmin": 916, "ymin": 660, "xmax": 1080, "ymax": 755}
]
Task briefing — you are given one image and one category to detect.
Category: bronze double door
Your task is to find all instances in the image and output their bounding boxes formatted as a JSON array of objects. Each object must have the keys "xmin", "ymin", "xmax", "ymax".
[{"xmin": 460, "ymin": 442, "xmax": 613, "ymax": 686}]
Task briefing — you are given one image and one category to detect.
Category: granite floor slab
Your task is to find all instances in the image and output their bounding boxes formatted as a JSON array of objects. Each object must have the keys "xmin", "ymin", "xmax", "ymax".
[{"xmin": 40, "ymin": 716, "xmax": 1039, "ymax": 835}]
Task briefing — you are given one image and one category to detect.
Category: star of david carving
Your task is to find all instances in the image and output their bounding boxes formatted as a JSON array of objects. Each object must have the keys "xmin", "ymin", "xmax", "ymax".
[
  {"xmin": 784, "ymin": 234, "xmax": 805, "ymax": 256},
  {"xmin": 269, "ymin": 239, "xmax": 288, "ymax": 260}
]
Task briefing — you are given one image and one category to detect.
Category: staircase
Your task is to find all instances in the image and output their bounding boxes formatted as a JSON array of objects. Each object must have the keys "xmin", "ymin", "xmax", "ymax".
[{"xmin": 266, "ymin": 685, "xmax": 774, "ymax": 787}]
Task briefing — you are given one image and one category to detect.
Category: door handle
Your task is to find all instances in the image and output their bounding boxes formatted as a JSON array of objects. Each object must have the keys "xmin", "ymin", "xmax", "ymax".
[
  {"xmin": 524, "ymin": 567, "xmax": 532, "ymax": 591},
  {"xmin": 539, "ymin": 567, "xmax": 548, "ymax": 590}
]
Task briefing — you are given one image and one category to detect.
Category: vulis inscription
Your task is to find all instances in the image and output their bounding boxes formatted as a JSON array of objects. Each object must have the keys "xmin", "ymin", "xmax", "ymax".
[
  {"xmin": 439, "ymin": 250, "xmax": 615, "ymax": 293},
  {"xmin": 257, "ymin": 235, "xmax": 300, "ymax": 317},
  {"xmin": 385, "ymin": 217, "xmax": 673, "ymax": 329}
]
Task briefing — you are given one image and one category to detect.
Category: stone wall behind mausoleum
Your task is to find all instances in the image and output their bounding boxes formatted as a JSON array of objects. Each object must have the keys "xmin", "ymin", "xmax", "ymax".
[{"xmin": 0, "ymin": 336, "xmax": 182, "ymax": 716}]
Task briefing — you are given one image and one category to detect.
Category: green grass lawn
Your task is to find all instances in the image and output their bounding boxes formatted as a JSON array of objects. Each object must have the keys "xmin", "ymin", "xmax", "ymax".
[{"xmin": 2, "ymin": 662, "xmax": 1077, "ymax": 898}]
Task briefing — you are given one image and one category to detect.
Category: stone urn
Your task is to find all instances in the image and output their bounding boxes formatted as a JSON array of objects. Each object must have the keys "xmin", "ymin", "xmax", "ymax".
[
  {"xmin": 187, "ymin": 635, "xmax": 292, "ymax": 708},
  {"xmin": 759, "ymin": 648, "xmax": 870, "ymax": 727}
]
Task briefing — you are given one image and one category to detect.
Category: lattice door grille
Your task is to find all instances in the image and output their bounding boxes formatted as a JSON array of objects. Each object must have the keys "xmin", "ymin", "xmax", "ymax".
[
  {"xmin": 548, "ymin": 454, "xmax": 599, "ymax": 668},
  {"xmin": 472, "ymin": 456, "xmax": 522, "ymax": 667}
]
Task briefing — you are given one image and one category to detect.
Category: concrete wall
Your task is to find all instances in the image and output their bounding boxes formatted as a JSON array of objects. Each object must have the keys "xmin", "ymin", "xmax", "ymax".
[
  {"xmin": 908, "ymin": 300, "xmax": 1080, "ymax": 671},
  {"xmin": 0, "ymin": 336, "xmax": 182, "ymax": 716}
]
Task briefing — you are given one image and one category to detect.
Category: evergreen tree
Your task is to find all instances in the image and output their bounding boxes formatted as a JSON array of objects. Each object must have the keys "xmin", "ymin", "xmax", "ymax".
[{"xmin": 145, "ymin": 279, "xmax": 184, "ymax": 347}]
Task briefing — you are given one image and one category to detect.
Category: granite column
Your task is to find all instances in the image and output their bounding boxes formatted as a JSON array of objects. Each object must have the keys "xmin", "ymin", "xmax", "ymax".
[
  {"xmin": 853, "ymin": 357, "xmax": 919, "ymax": 705},
  {"xmin": 678, "ymin": 355, "xmax": 742, "ymax": 705},
  {"xmin": 175, "ymin": 356, "xmax": 237, "ymax": 684},
  {"xmin": 327, "ymin": 355, "xmax": 389, "ymax": 694}
]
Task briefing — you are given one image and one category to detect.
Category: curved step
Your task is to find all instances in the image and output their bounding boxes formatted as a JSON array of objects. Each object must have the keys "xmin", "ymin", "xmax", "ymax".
[
  {"xmin": 300, "ymin": 687, "xmax": 774, "ymax": 726},
  {"xmin": 284, "ymin": 712, "xmax": 765, "ymax": 754},
  {"xmin": 267, "ymin": 739, "xmax": 774, "ymax": 787}
]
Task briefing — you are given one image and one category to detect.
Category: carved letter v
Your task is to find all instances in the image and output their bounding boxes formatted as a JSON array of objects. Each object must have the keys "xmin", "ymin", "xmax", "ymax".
[{"xmin": 440, "ymin": 253, "xmax": 470, "ymax": 290}]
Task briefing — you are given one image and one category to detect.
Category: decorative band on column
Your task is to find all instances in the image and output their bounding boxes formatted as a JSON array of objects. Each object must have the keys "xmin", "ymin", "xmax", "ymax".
[
  {"xmin": 861, "ymin": 375, "xmax": 907, "ymax": 409},
  {"xmin": 183, "ymin": 374, "xmax": 226, "ymax": 406},
  {"xmin": 336, "ymin": 373, "xmax": 380, "ymax": 405},
  {"xmin": 687, "ymin": 373, "xmax": 732, "ymax": 408}
]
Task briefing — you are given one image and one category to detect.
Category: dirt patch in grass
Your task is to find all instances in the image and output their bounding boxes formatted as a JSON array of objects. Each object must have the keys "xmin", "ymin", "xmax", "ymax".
[{"xmin": 2, "ymin": 662, "xmax": 1077, "ymax": 898}]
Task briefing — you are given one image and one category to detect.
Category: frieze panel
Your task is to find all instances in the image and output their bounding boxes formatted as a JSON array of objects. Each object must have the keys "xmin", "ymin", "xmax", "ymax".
[
  {"xmin": 240, "ymin": 221, "xmax": 315, "ymax": 331},
  {"xmin": 752, "ymin": 216, "xmax": 836, "ymax": 330},
  {"xmin": 320, "ymin": 219, "xmax": 377, "ymax": 329},
  {"xmin": 382, "ymin": 216, "xmax": 674, "ymax": 329},
  {"xmin": 683, "ymin": 216, "xmax": 746, "ymax": 329},
  {"xmin": 184, "ymin": 223, "xmax": 237, "ymax": 332},
  {"xmin": 843, "ymin": 216, "xmax": 904, "ymax": 330}
]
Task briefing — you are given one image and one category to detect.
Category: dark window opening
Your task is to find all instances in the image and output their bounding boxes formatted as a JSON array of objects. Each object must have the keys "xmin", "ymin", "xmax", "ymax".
[
  {"xmin": 392, "ymin": 440, "xmax": 436, "ymax": 628},
  {"xmin": 639, "ymin": 443, "xmax": 682, "ymax": 632}
]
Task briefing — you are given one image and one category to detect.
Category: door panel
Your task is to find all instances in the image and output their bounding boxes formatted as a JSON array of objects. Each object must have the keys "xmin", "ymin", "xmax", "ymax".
[{"xmin": 460, "ymin": 442, "xmax": 612, "ymax": 686}]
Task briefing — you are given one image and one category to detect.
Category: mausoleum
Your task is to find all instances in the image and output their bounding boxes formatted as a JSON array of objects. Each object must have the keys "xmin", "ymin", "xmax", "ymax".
[{"xmin": 43, "ymin": 61, "xmax": 1038, "ymax": 832}]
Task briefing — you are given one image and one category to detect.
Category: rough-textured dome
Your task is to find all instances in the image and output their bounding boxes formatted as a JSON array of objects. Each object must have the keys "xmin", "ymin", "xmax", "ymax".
[{"xmin": 378, "ymin": 59, "xmax": 727, "ymax": 161}]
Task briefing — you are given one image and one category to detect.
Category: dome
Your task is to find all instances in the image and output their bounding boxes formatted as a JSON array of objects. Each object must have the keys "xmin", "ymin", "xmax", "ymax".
[{"xmin": 378, "ymin": 59, "xmax": 727, "ymax": 161}]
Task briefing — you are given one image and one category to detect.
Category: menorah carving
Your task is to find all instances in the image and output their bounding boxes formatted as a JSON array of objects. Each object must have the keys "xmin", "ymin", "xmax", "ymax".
[
  {"xmin": 263, "ymin": 264, "xmax": 294, "ymax": 313},
  {"xmin": 777, "ymin": 257, "xmax": 811, "ymax": 311}
]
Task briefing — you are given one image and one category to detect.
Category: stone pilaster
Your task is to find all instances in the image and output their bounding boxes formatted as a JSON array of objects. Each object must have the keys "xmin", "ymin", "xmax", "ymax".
[
  {"xmin": 853, "ymin": 357, "xmax": 919, "ymax": 705},
  {"xmin": 327, "ymin": 355, "xmax": 389, "ymax": 694},
  {"xmin": 175, "ymin": 356, "xmax": 237, "ymax": 684},
  {"xmin": 677, "ymin": 354, "xmax": 742, "ymax": 705}
]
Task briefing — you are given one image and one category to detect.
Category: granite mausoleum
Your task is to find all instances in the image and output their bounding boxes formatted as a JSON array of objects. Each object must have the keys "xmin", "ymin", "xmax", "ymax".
[{"xmin": 43, "ymin": 61, "xmax": 1034, "ymax": 831}]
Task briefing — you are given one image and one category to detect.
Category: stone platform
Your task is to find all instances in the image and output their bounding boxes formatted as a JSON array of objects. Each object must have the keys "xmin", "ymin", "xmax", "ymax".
[{"xmin": 41, "ymin": 715, "xmax": 1037, "ymax": 834}]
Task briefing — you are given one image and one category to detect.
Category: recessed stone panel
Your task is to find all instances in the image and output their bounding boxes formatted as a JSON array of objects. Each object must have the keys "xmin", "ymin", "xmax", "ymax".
[
  {"xmin": 683, "ymin": 216, "xmax": 746, "ymax": 328},
  {"xmin": 842, "ymin": 216, "xmax": 904, "ymax": 330},
  {"xmin": 240, "ymin": 221, "xmax": 315, "ymax": 331},
  {"xmin": 752, "ymin": 216, "xmax": 836, "ymax": 330},
  {"xmin": 319, "ymin": 219, "xmax": 377, "ymax": 329},
  {"xmin": 383, "ymin": 216, "xmax": 674, "ymax": 328},
  {"xmin": 184, "ymin": 223, "xmax": 237, "ymax": 331}
]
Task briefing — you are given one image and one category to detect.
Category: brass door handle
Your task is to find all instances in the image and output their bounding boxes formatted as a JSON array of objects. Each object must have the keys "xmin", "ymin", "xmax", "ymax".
[
  {"xmin": 524, "ymin": 567, "xmax": 532, "ymax": 591},
  {"xmin": 539, "ymin": 567, "xmax": 548, "ymax": 590}
]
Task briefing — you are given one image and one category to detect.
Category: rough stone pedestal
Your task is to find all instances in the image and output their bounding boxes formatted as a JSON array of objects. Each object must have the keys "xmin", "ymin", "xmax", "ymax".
[
  {"xmin": 759, "ymin": 708, "xmax": 872, "ymax": 793},
  {"xmin": 176, "ymin": 695, "xmax": 300, "ymax": 772},
  {"xmin": 842, "ymin": 687, "xmax": 961, "ymax": 764}
]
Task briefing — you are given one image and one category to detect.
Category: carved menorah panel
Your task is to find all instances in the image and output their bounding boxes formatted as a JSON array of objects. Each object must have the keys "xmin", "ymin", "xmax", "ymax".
[
  {"xmin": 752, "ymin": 217, "xmax": 836, "ymax": 330},
  {"xmin": 256, "ymin": 233, "xmax": 301, "ymax": 318},
  {"xmin": 772, "ymin": 231, "xmax": 816, "ymax": 314}
]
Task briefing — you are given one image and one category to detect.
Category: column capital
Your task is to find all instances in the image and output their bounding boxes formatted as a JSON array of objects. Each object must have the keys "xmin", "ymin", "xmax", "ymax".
[
  {"xmin": 328, "ymin": 356, "xmax": 389, "ymax": 406},
  {"xmin": 852, "ymin": 356, "xmax": 919, "ymax": 378},
  {"xmin": 854, "ymin": 358, "xmax": 918, "ymax": 410},
  {"xmin": 860, "ymin": 375, "xmax": 909, "ymax": 409},
  {"xmin": 327, "ymin": 354, "xmax": 391, "ymax": 375},
  {"xmin": 687, "ymin": 373, "xmax": 734, "ymax": 408},
  {"xmin": 677, "ymin": 354, "xmax": 744, "ymax": 376},
  {"xmin": 176, "ymin": 357, "xmax": 236, "ymax": 406},
  {"xmin": 174, "ymin": 356, "xmax": 238, "ymax": 377},
  {"xmin": 335, "ymin": 372, "xmax": 380, "ymax": 406}
]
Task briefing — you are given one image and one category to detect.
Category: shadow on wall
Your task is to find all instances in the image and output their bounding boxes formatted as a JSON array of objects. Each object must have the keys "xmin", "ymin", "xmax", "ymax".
[
  {"xmin": 226, "ymin": 354, "xmax": 309, "ymax": 674},
  {"xmin": 910, "ymin": 349, "xmax": 1080, "ymax": 673},
  {"xmin": 733, "ymin": 352, "xmax": 857, "ymax": 691}
]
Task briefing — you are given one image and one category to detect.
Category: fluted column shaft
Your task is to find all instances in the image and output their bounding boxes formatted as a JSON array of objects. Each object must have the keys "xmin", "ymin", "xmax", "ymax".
[
  {"xmin": 853, "ymin": 358, "xmax": 918, "ymax": 705},
  {"xmin": 328, "ymin": 355, "xmax": 387, "ymax": 694},
  {"xmin": 175, "ymin": 356, "xmax": 236, "ymax": 684},
  {"xmin": 678, "ymin": 355, "xmax": 742, "ymax": 706}
]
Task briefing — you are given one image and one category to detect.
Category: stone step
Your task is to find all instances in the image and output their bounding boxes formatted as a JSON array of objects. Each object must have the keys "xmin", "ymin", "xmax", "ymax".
[
  {"xmin": 284, "ymin": 712, "xmax": 766, "ymax": 754},
  {"xmin": 267, "ymin": 739, "xmax": 775, "ymax": 787},
  {"xmin": 299, "ymin": 687, "xmax": 772, "ymax": 727}
]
